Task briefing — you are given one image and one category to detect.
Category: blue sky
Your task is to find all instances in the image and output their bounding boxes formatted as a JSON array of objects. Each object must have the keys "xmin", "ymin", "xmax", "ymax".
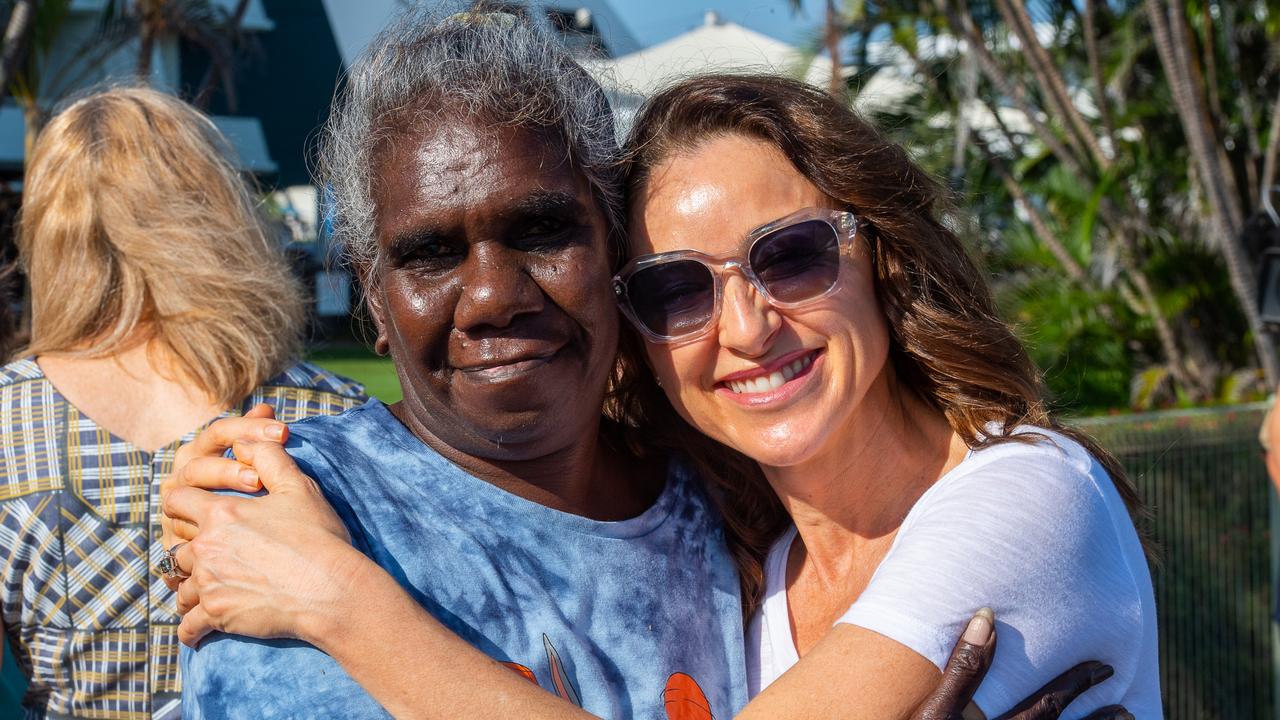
[{"xmin": 608, "ymin": 0, "xmax": 830, "ymax": 47}]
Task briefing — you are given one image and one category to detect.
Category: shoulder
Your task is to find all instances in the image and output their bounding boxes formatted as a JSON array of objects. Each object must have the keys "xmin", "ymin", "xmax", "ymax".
[
  {"xmin": 0, "ymin": 357, "xmax": 53, "ymax": 420},
  {"xmin": 880, "ymin": 425, "xmax": 1147, "ymax": 600},
  {"xmin": 918, "ymin": 426, "xmax": 1115, "ymax": 527},
  {"xmin": 840, "ymin": 427, "xmax": 1155, "ymax": 708},
  {"xmin": 285, "ymin": 397, "xmax": 384, "ymax": 440},
  {"xmin": 0, "ymin": 357, "xmax": 45, "ymax": 392},
  {"xmin": 278, "ymin": 400, "xmax": 390, "ymax": 481},
  {"xmin": 0, "ymin": 358, "xmax": 63, "ymax": 503},
  {"xmin": 241, "ymin": 360, "xmax": 368, "ymax": 423}
]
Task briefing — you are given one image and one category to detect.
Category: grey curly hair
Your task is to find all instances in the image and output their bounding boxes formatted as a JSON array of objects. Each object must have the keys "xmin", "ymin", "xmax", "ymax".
[{"xmin": 319, "ymin": 6, "xmax": 625, "ymax": 284}]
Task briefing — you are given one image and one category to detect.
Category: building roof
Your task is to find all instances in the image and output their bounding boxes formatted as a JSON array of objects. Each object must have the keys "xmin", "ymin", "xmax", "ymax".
[{"xmin": 583, "ymin": 11, "xmax": 833, "ymax": 97}]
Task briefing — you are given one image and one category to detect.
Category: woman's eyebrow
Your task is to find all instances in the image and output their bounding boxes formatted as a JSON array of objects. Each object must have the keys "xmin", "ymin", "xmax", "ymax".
[
  {"xmin": 385, "ymin": 227, "xmax": 451, "ymax": 260},
  {"xmin": 501, "ymin": 190, "xmax": 585, "ymax": 222}
]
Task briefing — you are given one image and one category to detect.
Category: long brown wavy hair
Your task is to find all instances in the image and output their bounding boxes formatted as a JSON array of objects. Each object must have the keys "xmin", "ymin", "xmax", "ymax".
[{"xmin": 607, "ymin": 73, "xmax": 1143, "ymax": 615}]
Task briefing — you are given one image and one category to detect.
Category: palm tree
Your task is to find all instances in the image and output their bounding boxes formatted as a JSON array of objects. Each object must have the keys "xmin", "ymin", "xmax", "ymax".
[
  {"xmin": 104, "ymin": 0, "xmax": 249, "ymax": 111},
  {"xmin": 5, "ymin": 0, "xmax": 74, "ymax": 163},
  {"xmin": 2, "ymin": 0, "xmax": 247, "ymax": 161},
  {"xmin": 0, "ymin": 0, "xmax": 36, "ymax": 93},
  {"xmin": 788, "ymin": 0, "xmax": 1280, "ymax": 410},
  {"xmin": 1143, "ymin": 0, "xmax": 1279, "ymax": 383}
]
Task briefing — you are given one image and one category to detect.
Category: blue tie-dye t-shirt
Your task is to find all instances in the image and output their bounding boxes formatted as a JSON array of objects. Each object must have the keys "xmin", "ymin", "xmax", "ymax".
[{"xmin": 180, "ymin": 400, "xmax": 747, "ymax": 719}]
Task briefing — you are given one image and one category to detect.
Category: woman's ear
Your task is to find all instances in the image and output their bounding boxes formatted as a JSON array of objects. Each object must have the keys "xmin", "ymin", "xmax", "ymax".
[{"xmin": 362, "ymin": 270, "xmax": 391, "ymax": 357}]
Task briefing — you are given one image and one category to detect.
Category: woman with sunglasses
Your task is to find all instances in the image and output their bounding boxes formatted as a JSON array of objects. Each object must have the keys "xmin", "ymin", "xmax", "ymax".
[
  {"xmin": 161, "ymin": 63, "xmax": 1149, "ymax": 720},
  {"xmin": 608, "ymin": 74, "xmax": 1159, "ymax": 718}
]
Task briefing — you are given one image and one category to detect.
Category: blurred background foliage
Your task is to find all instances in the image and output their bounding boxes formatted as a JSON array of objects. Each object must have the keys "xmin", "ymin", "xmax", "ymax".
[{"xmin": 791, "ymin": 0, "xmax": 1280, "ymax": 415}]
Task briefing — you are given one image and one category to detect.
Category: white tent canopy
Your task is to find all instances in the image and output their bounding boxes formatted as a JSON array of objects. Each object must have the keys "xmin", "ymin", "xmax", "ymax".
[{"xmin": 584, "ymin": 11, "xmax": 833, "ymax": 98}]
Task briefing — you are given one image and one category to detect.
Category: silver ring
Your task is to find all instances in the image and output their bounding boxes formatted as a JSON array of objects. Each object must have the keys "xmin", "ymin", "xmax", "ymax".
[{"xmin": 158, "ymin": 542, "xmax": 190, "ymax": 580}]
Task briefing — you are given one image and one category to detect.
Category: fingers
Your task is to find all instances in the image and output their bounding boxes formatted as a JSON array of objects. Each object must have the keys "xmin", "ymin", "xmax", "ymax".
[
  {"xmin": 176, "ymin": 572, "xmax": 200, "ymax": 615},
  {"xmin": 911, "ymin": 608, "xmax": 997, "ymax": 720},
  {"xmin": 176, "ymin": 415, "xmax": 288, "ymax": 470},
  {"xmin": 174, "ymin": 539, "xmax": 196, "ymax": 578},
  {"xmin": 179, "ymin": 604, "xmax": 216, "ymax": 648},
  {"xmin": 162, "ymin": 575, "xmax": 182, "ymax": 593},
  {"xmin": 1080, "ymin": 706, "xmax": 1133, "ymax": 720},
  {"xmin": 162, "ymin": 485, "xmax": 214, "ymax": 528},
  {"xmin": 244, "ymin": 403, "xmax": 278, "ymax": 420},
  {"xmin": 230, "ymin": 440, "xmax": 314, "ymax": 495},
  {"xmin": 161, "ymin": 537, "xmax": 197, "ymax": 594},
  {"xmin": 996, "ymin": 661, "xmax": 1114, "ymax": 720},
  {"xmin": 159, "ymin": 512, "xmax": 179, "ymax": 561},
  {"xmin": 180, "ymin": 456, "xmax": 262, "ymax": 493},
  {"xmin": 163, "ymin": 485, "xmax": 241, "ymax": 534},
  {"xmin": 168, "ymin": 516, "xmax": 200, "ymax": 543}
]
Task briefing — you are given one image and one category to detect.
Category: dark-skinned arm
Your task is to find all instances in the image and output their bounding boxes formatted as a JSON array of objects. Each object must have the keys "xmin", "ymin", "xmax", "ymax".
[{"xmin": 162, "ymin": 407, "xmax": 1132, "ymax": 720}]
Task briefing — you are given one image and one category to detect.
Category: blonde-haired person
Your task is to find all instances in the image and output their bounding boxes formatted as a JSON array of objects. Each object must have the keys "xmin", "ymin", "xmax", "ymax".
[{"xmin": 0, "ymin": 86, "xmax": 365, "ymax": 720}]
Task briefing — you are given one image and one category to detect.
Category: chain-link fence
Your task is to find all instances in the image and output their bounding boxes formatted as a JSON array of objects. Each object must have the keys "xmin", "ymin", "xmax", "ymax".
[
  {"xmin": 1076, "ymin": 404, "xmax": 1274, "ymax": 719},
  {"xmin": 0, "ymin": 405, "xmax": 1270, "ymax": 717}
]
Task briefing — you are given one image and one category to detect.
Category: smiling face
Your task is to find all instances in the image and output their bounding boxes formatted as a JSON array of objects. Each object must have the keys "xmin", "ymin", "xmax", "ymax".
[
  {"xmin": 366, "ymin": 115, "xmax": 618, "ymax": 461},
  {"xmin": 629, "ymin": 133, "xmax": 892, "ymax": 469}
]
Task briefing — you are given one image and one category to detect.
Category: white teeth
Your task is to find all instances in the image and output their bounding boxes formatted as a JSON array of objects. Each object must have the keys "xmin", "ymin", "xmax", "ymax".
[{"xmin": 724, "ymin": 352, "xmax": 818, "ymax": 394}]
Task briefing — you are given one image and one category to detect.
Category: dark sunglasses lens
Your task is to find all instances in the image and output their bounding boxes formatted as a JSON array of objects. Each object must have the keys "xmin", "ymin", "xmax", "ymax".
[
  {"xmin": 627, "ymin": 260, "xmax": 716, "ymax": 338},
  {"xmin": 749, "ymin": 219, "xmax": 841, "ymax": 303}
]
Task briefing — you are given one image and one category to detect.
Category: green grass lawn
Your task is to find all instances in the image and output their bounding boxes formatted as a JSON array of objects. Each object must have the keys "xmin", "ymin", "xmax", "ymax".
[{"xmin": 308, "ymin": 345, "xmax": 402, "ymax": 403}]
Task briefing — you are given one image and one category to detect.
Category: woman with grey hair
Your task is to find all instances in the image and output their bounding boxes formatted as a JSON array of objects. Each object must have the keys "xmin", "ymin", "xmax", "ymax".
[
  {"xmin": 172, "ymin": 9, "xmax": 752, "ymax": 717},
  {"xmin": 164, "ymin": 8, "xmax": 1130, "ymax": 720}
]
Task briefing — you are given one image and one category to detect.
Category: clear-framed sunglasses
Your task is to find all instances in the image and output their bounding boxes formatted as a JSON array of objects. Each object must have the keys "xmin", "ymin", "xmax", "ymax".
[{"xmin": 613, "ymin": 208, "xmax": 860, "ymax": 343}]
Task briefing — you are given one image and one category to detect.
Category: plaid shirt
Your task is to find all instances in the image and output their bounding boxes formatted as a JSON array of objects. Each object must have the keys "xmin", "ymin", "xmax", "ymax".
[{"xmin": 0, "ymin": 358, "xmax": 366, "ymax": 719}]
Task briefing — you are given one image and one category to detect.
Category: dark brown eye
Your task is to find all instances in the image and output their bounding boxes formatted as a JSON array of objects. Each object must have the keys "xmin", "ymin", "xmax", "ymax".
[
  {"xmin": 399, "ymin": 241, "xmax": 465, "ymax": 273},
  {"xmin": 750, "ymin": 220, "xmax": 840, "ymax": 302},
  {"xmin": 516, "ymin": 218, "xmax": 575, "ymax": 250},
  {"xmin": 626, "ymin": 260, "xmax": 716, "ymax": 337}
]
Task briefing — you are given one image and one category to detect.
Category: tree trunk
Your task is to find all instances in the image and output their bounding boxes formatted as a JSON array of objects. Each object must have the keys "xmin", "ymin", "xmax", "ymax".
[
  {"xmin": 950, "ymin": 50, "xmax": 976, "ymax": 183},
  {"xmin": 1221, "ymin": 3, "xmax": 1262, "ymax": 207},
  {"xmin": 995, "ymin": 0, "xmax": 1110, "ymax": 169},
  {"xmin": 0, "ymin": 0, "xmax": 36, "ymax": 93},
  {"xmin": 944, "ymin": 0, "xmax": 1207, "ymax": 396},
  {"xmin": 1262, "ymin": 91, "xmax": 1280, "ymax": 209},
  {"xmin": 1082, "ymin": 0, "xmax": 1118, "ymax": 149},
  {"xmin": 944, "ymin": 0, "xmax": 1086, "ymax": 176},
  {"xmin": 1146, "ymin": 0, "xmax": 1280, "ymax": 383},
  {"xmin": 137, "ymin": 31, "xmax": 154, "ymax": 81},
  {"xmin": 192, "ymin": 0, "xmax": 250, "ymax": 110},
  {"xmin": 825, "ymin": 0, "xmax": 843, "ymax": 100}
]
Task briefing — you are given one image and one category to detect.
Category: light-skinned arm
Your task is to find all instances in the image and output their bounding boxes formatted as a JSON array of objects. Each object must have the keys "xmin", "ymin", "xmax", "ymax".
[{"xmin": 161, "ymin": 409, "xmax": 1128, "ymax": 720}]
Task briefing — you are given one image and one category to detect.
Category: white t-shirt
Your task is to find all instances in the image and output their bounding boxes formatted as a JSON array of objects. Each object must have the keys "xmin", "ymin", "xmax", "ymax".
[{"xmin": 744, "ymin": 427, "xmax": 1163, "ymax": 719}]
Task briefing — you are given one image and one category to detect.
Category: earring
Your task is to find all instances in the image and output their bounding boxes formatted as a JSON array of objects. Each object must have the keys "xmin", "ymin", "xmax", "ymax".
[{"xmin": 374, "ymin": 336, "xmax": 390, "ymax": 356}]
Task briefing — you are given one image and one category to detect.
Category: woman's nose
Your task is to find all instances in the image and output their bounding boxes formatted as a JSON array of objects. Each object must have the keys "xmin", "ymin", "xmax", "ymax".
[
  {"xmin": 717, "ymin": 274, "xmax": 781, "ymax": 356},
  {"xmin": 453, "ymin": 244, "xmax": 544, "ymax": 332}
]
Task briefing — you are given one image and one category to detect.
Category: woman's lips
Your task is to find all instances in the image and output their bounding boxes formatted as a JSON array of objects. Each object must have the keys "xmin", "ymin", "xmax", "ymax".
[
  {"xmin": 714, "ymin": 349, "xmax": 823, "ymax": 406},
  {"xmin": 721, "ymin": 350, "xmax": 819, "ymax": 394},
  {"xmin": 456, "ymin": 350, "xmax": 560, "ymax": 382}
]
